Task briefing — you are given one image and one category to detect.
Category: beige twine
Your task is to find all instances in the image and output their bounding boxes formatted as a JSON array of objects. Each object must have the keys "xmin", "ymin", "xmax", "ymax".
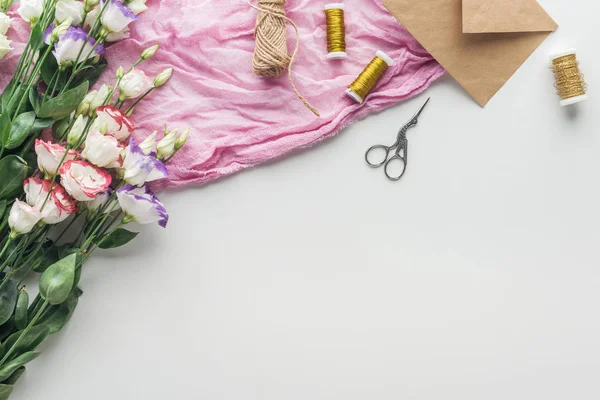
[{"xmin": 248, "ymin": 0, "xmax": 320, "ymax": 117}]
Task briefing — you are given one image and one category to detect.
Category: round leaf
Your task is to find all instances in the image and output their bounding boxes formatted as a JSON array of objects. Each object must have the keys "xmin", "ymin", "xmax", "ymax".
[
  {"xmin": 39, "ymin": 253, "xmax": 77, "ymax": 305},
  {"xmin": 98, "ymin": 229, "xmax": 139, "ymax": 249},
  {"xmin": 14, "ymin": 290, "xmax": 28, "ymax": 331},
  {"xmin": 0, "ymin": 280, "xmax": 17, "ymax": 326},
  {"xmin": 0, "ymin": 156, "xmax": 30, "ymax": 201},
  {"xmin": 4, "ymin": 111, "xmax": 35, "ymax": 150}
]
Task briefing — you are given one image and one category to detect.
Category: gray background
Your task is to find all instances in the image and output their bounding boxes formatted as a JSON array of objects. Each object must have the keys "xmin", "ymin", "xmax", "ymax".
[{"xmin": 14, "ymin": 0, "xmax": 600, "ymax": 398}]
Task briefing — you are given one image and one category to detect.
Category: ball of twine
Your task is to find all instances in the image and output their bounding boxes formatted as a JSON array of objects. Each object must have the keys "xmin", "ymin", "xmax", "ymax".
[{"xmin": 249, "ymin": 0, "xmax": 320, "ymax": 117}]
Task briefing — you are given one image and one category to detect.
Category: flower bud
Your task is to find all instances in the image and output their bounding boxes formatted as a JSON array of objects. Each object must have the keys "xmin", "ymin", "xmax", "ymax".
[
  {"xmin": 141, "ymin": 44, "xmax": 159, "ymax": 60},
  {"xmin": 116, "ymin": 66, "xmax": 124, "ymax": 79},
  {"xmin": 139, "ymin": 131, "xmax": 157, "ymax": 155},
  {"xmin": 153, "ymin": 67, "xmax": 172, "ymax": 88},
  {"xmin": 76, "ymin": 89, "xmax": 96, "ymax": 116},
  {"xmin": 174, "ymin": 127, "xmax": 189, "ymax": 151},
  {"xmin": 67, "ymin": 115, "xmax": 87, "ymax": 146},
  {"xmin": 84, "ymin": 0, "xmax": 99, "ymax": 12},
  {"xmin": 156, "ymin": 129, "xmax": 178, "ymax": 160},
  {"xmin": 51, "ymin": 17, "xmax": 73, "ymax": 43},
  {"xmin": 89, "ymin": 84, "xmax": 110, "ymax": 112}
]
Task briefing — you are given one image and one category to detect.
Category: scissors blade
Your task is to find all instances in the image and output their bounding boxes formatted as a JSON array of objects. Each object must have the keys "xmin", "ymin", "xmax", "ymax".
[{"xmin": 411, "ymin": 97, "xmax": 430, "ymax": 122}]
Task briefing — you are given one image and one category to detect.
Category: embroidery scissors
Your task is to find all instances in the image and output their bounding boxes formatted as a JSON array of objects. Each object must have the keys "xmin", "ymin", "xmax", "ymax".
[{"xmin": 365, "ymin": 97, "xmax": 430, "ymax": 181}]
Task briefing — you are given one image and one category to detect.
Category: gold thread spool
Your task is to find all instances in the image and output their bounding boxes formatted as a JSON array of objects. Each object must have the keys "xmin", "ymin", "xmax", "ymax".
[
  {"xmin": 346, "ymin": 50, "xmax": 394, "ymax": 104},
  {"xmin": 324, "ymin": 3, "xmax": 347, "ymax": 60},
  {"xmin": 550, "ymin": 49, "xmax": 588, "ymax": 107}
]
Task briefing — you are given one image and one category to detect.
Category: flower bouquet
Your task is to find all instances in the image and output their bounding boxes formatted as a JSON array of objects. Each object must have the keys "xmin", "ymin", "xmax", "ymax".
[{"xmin": 0, "ymin": 0, "xmax": 186, "ymax": 398}]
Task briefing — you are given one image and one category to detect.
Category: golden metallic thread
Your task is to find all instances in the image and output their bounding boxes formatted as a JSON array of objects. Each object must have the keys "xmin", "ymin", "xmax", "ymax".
[
  {"xmin": 551, "ymin": 53, "xmax": 587, "ymax": 100},
  {"xmin": 348, "ymin": 56, "xmax": 389, "ymax": 101},
  {"xmin": 325, "ymin": 8, "xmax": 346, "ymax": 54}
]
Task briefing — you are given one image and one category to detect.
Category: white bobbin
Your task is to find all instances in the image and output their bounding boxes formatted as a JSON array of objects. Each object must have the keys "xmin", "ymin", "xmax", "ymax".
[
  {"xmin": 346, "ymin": 50, "xmax": 394, "ymax": 104},
  {"xmin": 324, "ymin": 3, "xmax": 347, "ymax": 60},
  {"xmin": 550, "ymin": 48, "xmax": 588, "ymax": 107}
]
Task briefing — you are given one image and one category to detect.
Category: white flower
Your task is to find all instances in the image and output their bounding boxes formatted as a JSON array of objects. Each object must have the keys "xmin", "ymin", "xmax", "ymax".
[
  {"xmin": 35, "ymin": 139, "xmax": 79, "ymax": 177},
  {"xmin": 17, "ymin": 0, "xmax": 44, "ymax": 24},
  {"xmin": 127, "ymin": 0, "xmax": 148, "ymax": 15},
  {"xmin": 106, "ymin": 27, "xmax": 130, "ymax": 42},
  {"xmin": 156, "ymin": 129, "xmax": 178, "ymax": 160},
  {"xmin": 83, "ymin": 4, "xmax": 99, "ymax": 29},
  {"xmin": 117, "ymin": 185, "xmax": 168, "ymax": 227},
  {"xmin": 59, "ymin": 160, "xmax": 112, "ymax": 201},
  {"xmin": 100, "ymin": 0, "xmax": 138, "ymax": 33},
  {"xmin": 118, "ymin": 68, "xmax": 153, "ymax": 100},
  {"xmin": 90, "ymin": 84, "xmax": 109, "ymax": 110},
  {"xmin": 9, "ymin": 200, "xmax": 42, "ymax": 237},
  {"xmin": 82, "ymin": 130, "xmax": 124, "ymax": 168},
  {"xmin": 0, "ymin": 35, "xmax": 11, "ymax": 60},
  {"xmin": 55, "ymin": 0, "xmax": 84, "ymax": 26},
  {"xmin": 85, "ymin": 189, "xmax": 116, "ymax": 213},
  {"xmin": 0, "ymin": 12, "xmax": 12, "ymax": 35},
  {"xmin": 122, "ymin": 138, "xmax": 168, "ymax": 186}
]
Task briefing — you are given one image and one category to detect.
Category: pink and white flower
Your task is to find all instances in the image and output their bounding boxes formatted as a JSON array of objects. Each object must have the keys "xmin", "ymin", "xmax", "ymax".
[
  {"xmin": 24, "ymin": 177, "xmax": 78, "ymax": 224},
  {"xmin": 93, "ymin": 105, "xmax": 134, "ymax": 141},
  {"xmin": 121, "ymin": 138, "xmax": 168, "ymax": 186},
  {"xmin": 60, "ymin": 160, "xmax": 112, "ymax": 201},
  {"xmin": 117, "ymin": 185, "xmax": 168, "ymax": 228},
  {"xmin": 8, "ymin": 200, "xmax": 42, "ymax": 237},
  {"xmin": 82, "ymin": 130, "xmax": 124, "ymax": 168},
  {"xmin": 100, "ymin": 0, "xmax": 138, "ymax": 33},
  {"xmin": 35, "ymin": 139, "xmax": 79, "ymax": 177}
]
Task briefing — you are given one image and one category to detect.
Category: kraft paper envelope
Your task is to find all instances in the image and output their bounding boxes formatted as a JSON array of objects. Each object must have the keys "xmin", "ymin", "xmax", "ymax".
[{"xmin": 383, "ymin": 0, "xmax": 557, "ymax": 106}]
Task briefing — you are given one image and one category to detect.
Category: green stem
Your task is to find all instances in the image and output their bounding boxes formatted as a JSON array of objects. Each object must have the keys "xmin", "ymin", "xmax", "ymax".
[
  {"xmin": 54, "ymin": 211, "xmax": 86, "ymax": 245},
  {"xmin": 11, "ymin": 44, "xmax": 54, "ymax": 119},
  {"xmin": 0, "ymin": 300, "xmax": 49, "ymax": 365},
  {"xmin": 41, "ymin": 69, "xmax": 59, "ymax": 103},
  {"xmin": 124, "ymin": 88, "xmax": 155, "ymax": 114},
  {"xmin": 0, "ymin": 238, "xmax": 11, "ymax": 261}
]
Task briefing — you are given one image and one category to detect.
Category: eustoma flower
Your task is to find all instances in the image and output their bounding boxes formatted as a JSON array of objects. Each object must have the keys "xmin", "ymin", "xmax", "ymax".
[
  {"xmin": 118, "ymin": 69, "xmax": 153, "ymax": 100},
  {"xmin": 17, "ymin": 0, "xmax": 44, "ymax": 24},
  {"xmin": 53, "ymin": 26, "xmax": 105, "ymax": 68},
  {"xmin": 8, "ymin": 201, "xmax": 42, "ymax": 238},
  {"xmin": 100, "ymin": 0, "xmax": 138, "ymax": 34},
  {"xmin": 55, "ymin": 0, "xmax": 85, "ymax": 26},
  {"xmin": 24, "ymin": 178, "xmax": 78, "ymax": 224},
  {"xmin": 35, "ymin": 139, "xmax": 79, "ymax": 177},
  {"xmin": 82, "ymin": 130, "xmax": 124, "ymax": 168},
  {"xmin": 60, "ymin": 160, "xmax": 112, "ymax": 201},
  {"xmin": 93, "ymin": 106, "xmax": 135, "ymax": 140},
  {"xmin": 121, "ymin": 138, "xmax": 168, "ymax": 186},
  {"xmin": 117, "ymin": 185, "xmax": 168, "ymax": 227},
  {"xmin": 85, "ymin": 189, "xmax": 116, "ymax": 213}
]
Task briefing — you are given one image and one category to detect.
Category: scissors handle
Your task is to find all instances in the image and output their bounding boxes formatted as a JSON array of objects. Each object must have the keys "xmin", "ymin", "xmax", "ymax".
[
  {"xmin": 384, "ymin": 154, "xmax": 407, "ymax": 181},
  {"xmin": 365, "ymin": 144, "xmax": 392, "ymax": 168}
]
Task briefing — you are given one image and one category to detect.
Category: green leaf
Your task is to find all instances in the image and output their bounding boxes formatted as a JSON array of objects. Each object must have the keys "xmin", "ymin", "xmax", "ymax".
[
  {"xmin": 0, "ymin": 280, "xmax": 17, "ymax": 326},
  {"xmin": 36, "ymin": 287, "xmax": 82, "ymax": 334},
  {"xmin": 71, "ymin": 59, "xmax": 108, "ymax": 88},
  {"xmin": 2, "ymin": 85, "xmax": 28, "ymax": 117},
  {"xmin": 52, "ymin": 117, "xmax": 70, "ymax": 140},
  {"xmin": 29, "ymin": 27, "xmax": 44, "ymax": 51},
  {"xmin": 14, "ymin": 290, "xmax": 28, "ymax": 331},
  {"xmin": 0, "ymin": 200, "xmax": 6, "ymax": 220},
  {"xmin": 0, "ymin": 352, "xmax": 39, "ymax": 382},
  {"xmin": 4, "ymin": 111, "xmax": 35, "ymax": 150},
  {"xmin": 40, "ymin": 53, "xmax": 64, "ymax": 90},
  {"xmin": 3, "ymin": 366, "xmax": 24, "ymax": 385},
  {"xmin": 38, "ymin": 81, "xmax": 89, "ymax": 120},
  {"xmin": 0, "ymin": 155, "xmax": 30, "ymax": 201},
  {"xmin": 33, "ymin": 245, "xmax": 60, "ymax": 274},
  {"xmin": 0, "ymin": 113, "xmax": 11, "ymax": 147},
  {"xmin": 39, "ymin": 254, "xmax": 77, "ymax": 305},
  {"xmin": 32, "ymin": 119, "xmax": 53, "ymax": 130},
  {"xmin": 0, "ymin": 383, "xmax": 13, "ymax": 399},
  {"xmin": 28, "ymin": 86, "xmax": 41, "ymax": 115},
  {"xmin": 1, "ymin": 325, "xmax": 50, "ymax": 361},
  {"xmin": 98, "ymin": 229, "xmax": 139, "ymax": 249}
]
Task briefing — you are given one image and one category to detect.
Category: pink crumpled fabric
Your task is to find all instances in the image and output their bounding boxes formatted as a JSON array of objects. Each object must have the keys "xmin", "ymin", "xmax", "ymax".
[{"xmin": 0, "ymin": 0, "xmax": 444, "ymax": 191}]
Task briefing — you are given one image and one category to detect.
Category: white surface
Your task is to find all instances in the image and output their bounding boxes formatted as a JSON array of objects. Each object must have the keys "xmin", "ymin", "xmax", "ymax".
[{"xmin": 14, "ymin": 1, "xmax": 600, "ymax": 399}]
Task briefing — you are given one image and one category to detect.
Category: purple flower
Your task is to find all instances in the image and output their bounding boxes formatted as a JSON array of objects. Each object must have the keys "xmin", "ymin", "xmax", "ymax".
[
  {"xmin": 117, "ymin": 185, "xmax": 168, "ymax": 228},
  {"xmin": 43, "ymin": 24, "xmax": 54, "ymax": 45},
  {"xmin": 122, "ymin": 138, "xmax": 168, "ymax": 186},
  {"xmin": 53, "ymin": 26, "xmax": 105, "ymax": 67},
  {"xmin": 100, "ymin": 0, "xmax": 138, "ymax": 33}
]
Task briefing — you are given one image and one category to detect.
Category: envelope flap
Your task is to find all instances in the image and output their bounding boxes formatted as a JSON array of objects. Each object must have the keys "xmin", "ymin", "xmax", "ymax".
[{"xmin": 463, "ymin": 0, "xmax": 558, "ymax": 33}]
